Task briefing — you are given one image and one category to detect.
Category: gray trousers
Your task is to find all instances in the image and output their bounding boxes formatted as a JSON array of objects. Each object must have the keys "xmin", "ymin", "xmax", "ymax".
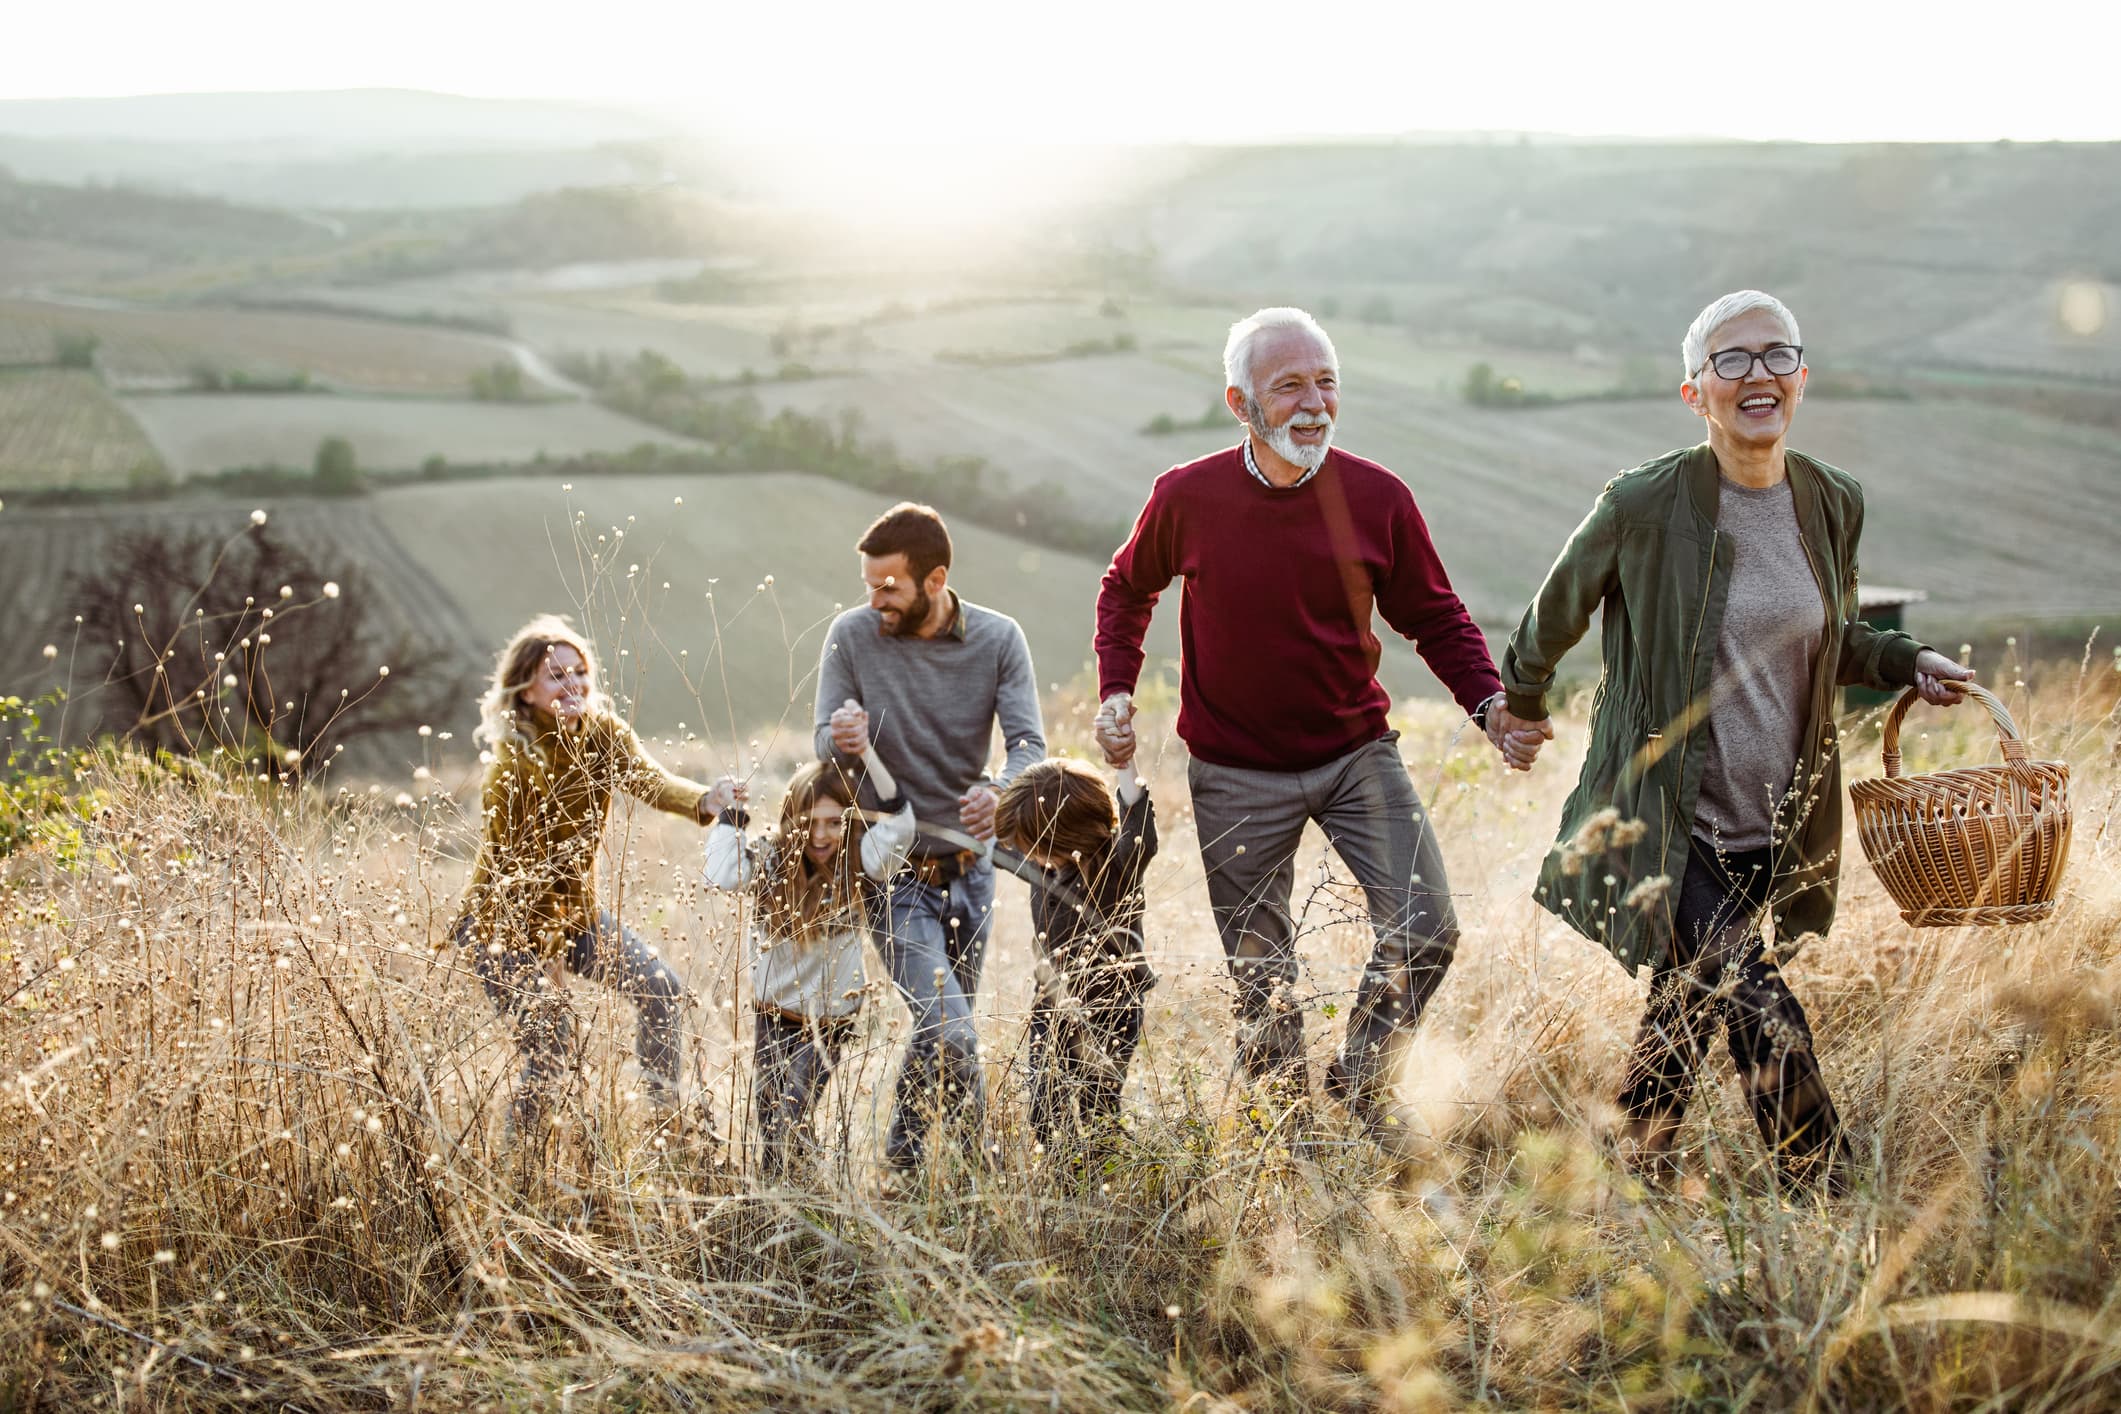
[
  {"xmin": 461, "ymin": 912, "xmax": 686, "ymax": 1137},
  {"xmin": 867, "ymin": 861, "xmax": 995, "ymax": 1168},
  {"xmin": 753, "ymin": 1010, "xmax": 855, "ymax": 1179},
  {"xmin": 1188, "ymin": 733, "xmax": 1459, "ymax": 1094}
]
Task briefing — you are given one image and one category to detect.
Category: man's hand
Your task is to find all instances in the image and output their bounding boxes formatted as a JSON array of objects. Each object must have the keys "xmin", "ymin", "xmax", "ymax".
[
  {"xmin": 958, "ymin": 785, "xmax": 1000, "ymax": 843},
  {"xmin": 1094, "ymin": 692, "xmax": 1136, "ymax": 768},
  {"xmin": 703, "ymin": 774, "xmax": 747, "ymax": 821},
  {"xmin": 829, "ymin": 698, "xmax": 870, "ymax": 756},
  {"xmin": 1486, "ymin": 701, "xmax": 1554, "ymax": 772},
  {"xmin": 1912, "ymin": 649, "xmax": 1975, "ymax": 707}
]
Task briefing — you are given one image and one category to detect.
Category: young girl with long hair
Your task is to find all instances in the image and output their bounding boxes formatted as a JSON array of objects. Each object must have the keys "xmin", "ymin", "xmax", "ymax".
[
  {"xmin": 454, "ymin": 614, "xmax": 733, "ymax": 1143},
  {"xmin": 703, "ymin": 750, "xmax": 914, "ymax": 1178}
]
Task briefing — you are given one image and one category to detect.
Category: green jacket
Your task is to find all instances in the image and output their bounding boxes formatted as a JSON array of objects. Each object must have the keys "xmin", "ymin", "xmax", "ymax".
[{"xmin": 1501, "ymin": 444, "xmax": 1925, "ymax": 972}]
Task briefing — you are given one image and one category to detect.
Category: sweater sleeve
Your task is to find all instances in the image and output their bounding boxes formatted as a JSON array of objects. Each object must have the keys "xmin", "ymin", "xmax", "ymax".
[
  {"xmin": 1375, "ymin": 493, "xmax": 1504, "ymax": 717},
  {"xmin": 1112, "ymin": 784, "xmax": 1158, "ymax": 895},
  {"xmin": 859, "ymin": 802, "xmax": 918, "ymax": 882},
  {"xmin": 1501, "ymin": 482, "xmax": 1622, "ymax": 722},
  {"xmin": 992, "ymin": 620, "xmax": 1047, "ymax": 788},
  {"xmin": 701, "ymin": 820, "xmax": 754, "ymax": 891},
  {"xmin": 610, "ymin": 718, "xmax": 711, "ymax": 821},
  {"xmin": 1095, "ymin": 478, "xmax": 1177, "ymax": 700},
  {"xmin": 813, "ymin": 622, "xmax": 863, "ymax": 768},
  {"xmin": 1832, "ymin": 488, "xmax": 1927, "ymax": 690}
]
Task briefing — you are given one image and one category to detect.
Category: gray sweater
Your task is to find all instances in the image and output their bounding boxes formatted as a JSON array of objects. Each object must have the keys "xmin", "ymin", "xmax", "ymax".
[{"xmin": 813, "ymin": 593, "xmax": 1046, "ymax": 851}]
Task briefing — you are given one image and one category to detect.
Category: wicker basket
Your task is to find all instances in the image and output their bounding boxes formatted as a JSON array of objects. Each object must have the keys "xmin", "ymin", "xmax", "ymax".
[{"xmin": 1851, "ymin": 683, "xmax": 2071, "ymax": 927}]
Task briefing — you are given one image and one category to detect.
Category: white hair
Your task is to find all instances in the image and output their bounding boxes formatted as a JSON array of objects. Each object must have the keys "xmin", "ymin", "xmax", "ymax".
[
  {"xmin": 1681, "ymin": 290, "xmax": 1802, "ymax": 380},
  {"xmin": 1223, "ymin": 307, "xmax": 1339, "ymax": 397}
]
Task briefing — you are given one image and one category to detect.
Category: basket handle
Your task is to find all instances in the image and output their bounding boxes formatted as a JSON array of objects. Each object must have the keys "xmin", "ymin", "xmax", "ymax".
[{"xmin": 1879, "ymin": 681, "xmax": 2027, "ymax": 779}]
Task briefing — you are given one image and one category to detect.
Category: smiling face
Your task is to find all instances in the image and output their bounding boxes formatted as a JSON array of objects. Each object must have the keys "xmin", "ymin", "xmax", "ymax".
[
  {"xmin": 1683, "ymin": 307, "xmax": 1807, "ymax": 451},
  {"xmin": 1227, "ymin": 326, "xmax": 1340, "ymax": 479},
  {"xmin": 518, "ymin": 644, "xmax": 592, "ymax": 728},
  {"xmin": 803, "ymin": 796, "xmax": 848, "ymax": 867},
  {"xmin": 861, "ymin": 551, "xmax": 946, "ymax": 638}
]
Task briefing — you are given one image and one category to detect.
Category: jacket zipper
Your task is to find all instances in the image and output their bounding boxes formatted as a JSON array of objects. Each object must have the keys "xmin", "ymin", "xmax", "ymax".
[
  {"xmin": 1796, "ymin": 525, "xmax": 1838, "ymax": 784},
  {"xmin": 1672, "ymin": 529, "xmax": 1720, "ymax": 739}
]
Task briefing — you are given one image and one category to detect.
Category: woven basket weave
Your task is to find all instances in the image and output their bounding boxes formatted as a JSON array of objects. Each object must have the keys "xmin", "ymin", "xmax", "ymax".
[{"xmin": 1851, "ymin": 683, "xmax": 2071, "ymax": 927}]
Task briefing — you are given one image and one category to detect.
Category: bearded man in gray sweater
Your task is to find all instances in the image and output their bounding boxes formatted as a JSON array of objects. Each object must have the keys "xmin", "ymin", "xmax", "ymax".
[{"xmin": 814, "ymin": 502, "xmax": 1046, "ymax": 1169}]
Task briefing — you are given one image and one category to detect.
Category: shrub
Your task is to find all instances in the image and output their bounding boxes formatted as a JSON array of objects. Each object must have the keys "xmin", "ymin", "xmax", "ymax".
[
  {"xmin": 53, "ymin": 330, "xmax": 98, "ymax": 369},
  {"xmin": 313, "ymin": 436, "xmax": 361, "ymax": 495}
]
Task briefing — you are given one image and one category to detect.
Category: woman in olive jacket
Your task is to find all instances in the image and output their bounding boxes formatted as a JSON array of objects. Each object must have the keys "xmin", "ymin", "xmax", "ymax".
[
  {"xmin": 1501, "ymin": 291, "xmax": 1973, "ymax": 1188},
  {"xmin": 454, "ymin": 614, "xmax": 735, "ymax": 1143}
]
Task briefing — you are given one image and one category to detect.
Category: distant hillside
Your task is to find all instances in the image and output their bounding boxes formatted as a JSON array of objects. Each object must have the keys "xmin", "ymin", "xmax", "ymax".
[
  {"xmin": 0, "ymin": 168, "xmax": 327, "ymax": 263},
  {"xmin": 1104, "ymin": 141, "xmax": 2121, "ymax": 369}
]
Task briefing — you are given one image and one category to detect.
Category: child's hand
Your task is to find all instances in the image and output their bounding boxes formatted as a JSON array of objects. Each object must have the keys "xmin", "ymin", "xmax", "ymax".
[{"xmin": 705, "ymin": 775, "xmax": 747, "ymax": 820}]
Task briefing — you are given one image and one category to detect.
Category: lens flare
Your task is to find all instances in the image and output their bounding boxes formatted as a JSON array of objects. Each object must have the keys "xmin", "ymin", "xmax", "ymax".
[{"xmin": 2057, "ymin": 281, "xmax": 2108, "ymax": 337}]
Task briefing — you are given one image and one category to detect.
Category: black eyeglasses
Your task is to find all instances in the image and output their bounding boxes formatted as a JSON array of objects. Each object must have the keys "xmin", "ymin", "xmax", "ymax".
[{"xmin": 1696, "ymin": 344, "xmax": 1803, "ymax": 381}]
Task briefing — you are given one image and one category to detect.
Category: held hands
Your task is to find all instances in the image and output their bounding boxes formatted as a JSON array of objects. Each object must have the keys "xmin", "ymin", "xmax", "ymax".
[
  {"xmin": 958, "ymin": 784, "xmax": 1000, "ymax": 843},
  {"xmin": 1485, "ymin": 698, "xmax": 1554, "ymax": 772},
  {"xmin": 1913, "ymin": 649, "xmax": 1976, "ymax": 707},
  {"xmin": 829, "ymin": 698, "xmax": 870, "ymax": 756},
  {"xmin": 1093, "ymin": 692, "xmax": 1137, "ymax": 769},
  {"xmin": 703, "ymin": 774, "xmax": 747, "ymax": 821}
]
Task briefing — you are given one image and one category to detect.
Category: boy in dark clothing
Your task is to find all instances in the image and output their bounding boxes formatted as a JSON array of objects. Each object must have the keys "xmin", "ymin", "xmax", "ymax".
[{"xmin": 995, "ymin": 750, "xmax": 1157, "ymax": 1160}]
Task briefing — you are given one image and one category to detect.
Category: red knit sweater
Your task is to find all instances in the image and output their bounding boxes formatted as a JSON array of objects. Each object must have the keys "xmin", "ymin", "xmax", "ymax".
[{"xmin": 1096, "ymin": 445, "xmax": 1501, "ymax": 772}]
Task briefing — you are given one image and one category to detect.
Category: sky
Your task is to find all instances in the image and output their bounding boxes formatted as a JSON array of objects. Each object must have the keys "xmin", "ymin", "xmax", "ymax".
[{"xmin": 5, "ymin": 0, "xmax": 2118, "ymax": 145}]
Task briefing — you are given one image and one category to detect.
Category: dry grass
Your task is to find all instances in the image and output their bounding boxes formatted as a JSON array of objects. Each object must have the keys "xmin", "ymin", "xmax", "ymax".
[{"xmin": 3, "ymin": 642, "xmax": 2119, "ymax": 1410}]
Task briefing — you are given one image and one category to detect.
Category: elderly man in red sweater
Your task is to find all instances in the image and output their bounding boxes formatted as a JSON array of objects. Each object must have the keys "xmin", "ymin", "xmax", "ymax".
[{"xmin": 1095, "ymin": 306, "xmax": 1545, "ymax": 1141}]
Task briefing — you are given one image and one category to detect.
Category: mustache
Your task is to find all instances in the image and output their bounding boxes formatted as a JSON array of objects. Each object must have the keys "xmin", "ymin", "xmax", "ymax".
[{"xmin": 1283, "ymin": 413, "xmax": 1333, "ymax": 428}]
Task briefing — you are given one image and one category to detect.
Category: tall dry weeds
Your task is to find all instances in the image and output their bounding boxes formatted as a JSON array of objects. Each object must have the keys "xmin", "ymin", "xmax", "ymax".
[{"xmin": 5, "ymin": 563, "xmax": 2120, "ymax": 1409}]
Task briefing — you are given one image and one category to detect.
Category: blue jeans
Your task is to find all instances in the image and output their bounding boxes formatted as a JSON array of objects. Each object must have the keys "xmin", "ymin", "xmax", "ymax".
[
  {"xmin": 458, "ymin": 912, "xmax": 686, "ymax": 1138},
  {"xmin": 868, "ymin": 860, "xmax": 994, "ymax": 1167}
]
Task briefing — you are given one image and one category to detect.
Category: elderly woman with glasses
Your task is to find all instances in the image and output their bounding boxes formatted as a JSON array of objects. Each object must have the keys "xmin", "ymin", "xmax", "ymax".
[{"xmin": 1498, "ymin": 290, "xmax": 1974, "ymax": 1191}]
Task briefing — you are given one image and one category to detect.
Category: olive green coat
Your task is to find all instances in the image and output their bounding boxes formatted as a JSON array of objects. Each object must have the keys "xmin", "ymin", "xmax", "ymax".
[
  {"xmin": 1501, "ymin": 444, "xmax": 1925, "ymax": 971},
  {"xmin": 456, "ymin": 711, "xmax": 711, "ymax": 958}
]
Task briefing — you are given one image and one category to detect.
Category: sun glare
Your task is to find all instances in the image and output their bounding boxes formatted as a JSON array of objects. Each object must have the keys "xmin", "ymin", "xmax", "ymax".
[
  {"xmin": 727, "ymin": 140, "xmax": 1135, "ymax": 234},
  {"xmin": 2059, "ymin": 281, "xmax": 2110, "ymax": 338}
]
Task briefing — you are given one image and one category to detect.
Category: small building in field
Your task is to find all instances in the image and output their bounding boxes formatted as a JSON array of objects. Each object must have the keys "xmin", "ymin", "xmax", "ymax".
[{"xmin": 1845, "ymin": 585, "xmax": 1929, "ymax": 711}]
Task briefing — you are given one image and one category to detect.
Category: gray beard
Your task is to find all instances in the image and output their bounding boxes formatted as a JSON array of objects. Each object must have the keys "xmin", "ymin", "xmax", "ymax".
[{"xmin": 1245, "ymin": 397, "xmax": 1334, "ymax": 472}]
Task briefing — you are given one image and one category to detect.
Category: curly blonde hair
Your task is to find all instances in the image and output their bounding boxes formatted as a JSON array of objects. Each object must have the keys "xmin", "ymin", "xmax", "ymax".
[{"xmin": 473, "ymin": 614, "xmax": 612, "ymax": 747}]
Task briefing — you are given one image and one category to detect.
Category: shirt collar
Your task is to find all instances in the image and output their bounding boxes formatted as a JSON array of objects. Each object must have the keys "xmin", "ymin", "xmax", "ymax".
[
  {"xmin": 939, "ymin": 587, "xmax": 967, "ymax": 641},
  {"xmin": 1242, "ymin": 435, "xmax": 1323, "ymax": 490}
]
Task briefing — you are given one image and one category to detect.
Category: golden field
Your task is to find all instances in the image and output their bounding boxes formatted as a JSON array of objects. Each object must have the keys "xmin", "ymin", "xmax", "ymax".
[{"xmin": 2, "ymin": 639, "xmax": 2117, "ymax": 1410}]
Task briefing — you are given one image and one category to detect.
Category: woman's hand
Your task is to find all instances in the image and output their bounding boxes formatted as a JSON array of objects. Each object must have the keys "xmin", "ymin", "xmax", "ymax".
[
  {"xmin": 1912, "ymin": 649, "xmax": 1975, "ymax": 707},
  {"xmin": 703, "ymin": 775, "xmax": 747, "ymax": 821}
]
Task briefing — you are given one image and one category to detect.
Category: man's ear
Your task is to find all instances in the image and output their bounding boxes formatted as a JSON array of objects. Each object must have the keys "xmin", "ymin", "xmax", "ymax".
[
  {"xmin": 924, "ymin": 562, "xmax": 950, "ymax": 598},
  {"xmin": 1225, "ymin": 385, "xmax": 1248, "ymax": 424}
]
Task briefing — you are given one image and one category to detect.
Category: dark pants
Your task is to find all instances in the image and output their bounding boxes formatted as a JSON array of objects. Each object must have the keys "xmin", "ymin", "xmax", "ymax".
[
  {"xmin": 461, "ymin": 912, "xmax": 686, "ymax": 1139},
  {"xmin": 1026, "ymin": 950, "xmax": 1152, "ymax": 1159},
  {"xmin": 1619, "ymin": 839, "xmax": 1842, "ymax": 1186},
  {"xmin": 1187, "ymin": 735, "xmax": 1459, "ymax": 1100},
  {"xmin": 752, "ymin": 1010, "xmax": 855, "ymax": 1179},
  {"xmin": 868, "ymin": 861, "xmax": 995, "ymax": 1168}
]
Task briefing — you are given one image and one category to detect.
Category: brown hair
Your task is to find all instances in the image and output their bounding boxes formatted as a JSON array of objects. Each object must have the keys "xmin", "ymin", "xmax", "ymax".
[
  {"xmin": 995, "ymin": 758, "xmax": 1116, "ymax": 869},
  {"xmin": 474, "ymin": 613, "xmax": 608, "ymax": 746},
  {"xmin": 757, "ymin": 761, "xmax": 869, "ymax": 946},
  {"xmin": 856, "ymin": 502, "xmax": 953, "ymax": 583}
]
